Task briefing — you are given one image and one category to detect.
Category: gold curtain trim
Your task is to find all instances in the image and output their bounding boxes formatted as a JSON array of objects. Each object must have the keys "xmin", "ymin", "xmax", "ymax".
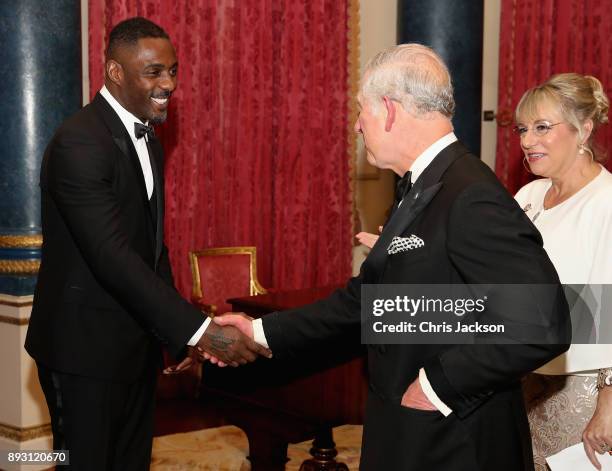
[
  {"xmin": 0, "ymin": 259, "xmax": 40, "ymax": 275},
  {"xmin": 347, "ymin": 0, "xmax": 361, "ymax": 244},
  {"xmin": 0, "ymin": 422, "xmax": 52, "ymax": 442},
  {"xmin": 0, "ymin": 235, "xmax": 43, "ymax": 249},
  {"xmin": 499, "ymin": 0, "xmax": 518, "ymax": 185}
]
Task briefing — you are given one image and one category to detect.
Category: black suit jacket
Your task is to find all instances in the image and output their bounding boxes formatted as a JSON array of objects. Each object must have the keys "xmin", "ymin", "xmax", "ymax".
[
  {"xmin": 25, "ymin": 93, "xmax": 204, "ymax": 382},
  {"xmin": 262, "ymin": 142, "xmax": 571, "ymax": 470}
]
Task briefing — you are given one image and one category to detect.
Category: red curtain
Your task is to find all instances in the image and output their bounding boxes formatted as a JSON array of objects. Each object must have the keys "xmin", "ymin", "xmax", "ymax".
[
  {"xmin": 496, "ymin": 0, "xmax": 612, "ymax": 194},
  {"xmin": 88, "ymin": 1, "xmax": 353, "ymax": 297}
]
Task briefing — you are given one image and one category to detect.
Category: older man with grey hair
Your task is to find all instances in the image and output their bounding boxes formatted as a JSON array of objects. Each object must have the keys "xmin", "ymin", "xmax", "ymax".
[{"xmin": 212, "ymin": 44, "xmax": 570, "ymax": 470}]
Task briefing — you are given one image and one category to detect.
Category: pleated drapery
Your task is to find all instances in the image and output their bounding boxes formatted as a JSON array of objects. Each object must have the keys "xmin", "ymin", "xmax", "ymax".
[
  {"xmin": 496, "ymin": 0, "xmax": 612, "ymax": 194},
  {"xmin": 88, "ymin": 0, "xmax": 354, "ymax": 297}
]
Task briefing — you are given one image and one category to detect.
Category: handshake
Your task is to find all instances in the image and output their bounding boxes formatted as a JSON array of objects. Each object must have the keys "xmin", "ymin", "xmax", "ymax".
[{"xmin": 163, "ymin": 313, "xmax": 269, "ymax": 374}]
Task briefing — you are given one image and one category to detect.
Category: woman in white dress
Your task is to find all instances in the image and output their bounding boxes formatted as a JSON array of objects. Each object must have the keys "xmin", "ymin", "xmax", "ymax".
[{"xmin": 514, "ymin": 73, "xmax": 612, "ymax": 470}]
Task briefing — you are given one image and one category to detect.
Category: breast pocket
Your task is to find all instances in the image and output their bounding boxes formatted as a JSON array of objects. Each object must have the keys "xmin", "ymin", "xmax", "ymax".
[
  {"xmin": 381, "ymin": 246, "xmax": 431, "ymax": 283},
  {"xmin": 387, "ymin": 246, "xmax": 430, "ymax": 264}
]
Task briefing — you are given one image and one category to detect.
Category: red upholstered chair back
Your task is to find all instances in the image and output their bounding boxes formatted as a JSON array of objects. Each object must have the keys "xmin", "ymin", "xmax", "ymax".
[{"xmin": 189, "ymin": 247, "xmax": 266, "ymax": 315}]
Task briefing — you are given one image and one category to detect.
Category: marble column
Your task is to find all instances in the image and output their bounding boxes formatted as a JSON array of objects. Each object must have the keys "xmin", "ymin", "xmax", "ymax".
[
  {"xmin": 0, "ymin": 0, "xmax": 81, "ymax": 295},
  {"xmin": 397, "ymin": 0, "xmax": 484, "ymax": 156},
  {"xmin": 0, "ymin": 1, "xmax": 81, "ymax": 468}
]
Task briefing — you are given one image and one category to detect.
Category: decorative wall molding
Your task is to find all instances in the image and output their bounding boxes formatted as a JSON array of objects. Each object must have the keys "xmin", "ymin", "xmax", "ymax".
[
  {"xmin": 0, "ymin": 294, "xmax": 34, "ymax": 307},
  {"xmin": 0, "ymin": 295, "xmax": 33, "ymax": 323},
  {"xmin": 0, "ymin": 259, "xmax": 40, "ymax": 275},
  {"xmin": 0, "ymin": 314, "xmax": 29, "ymax": 326},
  {"xmin": 0, "ymin": 300, "xmax": 33, "ymax": 308},
  {"xmin": 0, "ymin": 235, "xmax": 43, "ymax": 249},
  {"xmin": 0, "ymin": 422, "xmax": 51, "ymax": 442}
]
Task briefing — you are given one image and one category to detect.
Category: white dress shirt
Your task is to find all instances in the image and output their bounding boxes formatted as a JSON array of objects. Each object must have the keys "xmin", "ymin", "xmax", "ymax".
[
  {"xmin": 99, "ymin": 86, "xmax": 210, "ymax": 346},
  {"xmin": 253, "ymin": 132, "xmax": 458, "ymax": 415},
  {"xmin": 408, "ymin": 132, "xmax": 457, "ymax": 184},
  {"xmin": 99, "ymin": 86, "xmax": 154, "ymax": 199},
  {"xmin": 515, "ymin": 166, "xmax": 612, "ymax": 375}
]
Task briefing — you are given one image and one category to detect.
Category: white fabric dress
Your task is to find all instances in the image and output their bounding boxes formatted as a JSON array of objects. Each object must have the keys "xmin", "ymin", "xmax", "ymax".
[{"xmin": 515, "ymin": 166, "xmax": 612, "ymax": 470}]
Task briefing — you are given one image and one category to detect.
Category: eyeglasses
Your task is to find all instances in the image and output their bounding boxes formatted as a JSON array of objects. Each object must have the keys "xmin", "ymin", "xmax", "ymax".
[{"xmin": 513, "ymin": 121, "xmax": 563, "ymax": 137}]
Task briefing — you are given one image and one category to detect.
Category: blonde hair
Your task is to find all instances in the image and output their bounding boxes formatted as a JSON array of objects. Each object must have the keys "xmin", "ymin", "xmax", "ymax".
[
  {"xmin": 362, "ymin": 43, "xmax": 455, "ymax": 118},
  {"xmin": 515, "ymin": 73, "xmax": 609, "ymax": 163}
]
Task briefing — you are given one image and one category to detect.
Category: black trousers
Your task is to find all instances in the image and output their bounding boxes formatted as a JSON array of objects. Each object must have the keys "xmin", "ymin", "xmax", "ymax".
[{"xmin": 37, "ymin": 363, "xmax": 157, "ymax": 470}]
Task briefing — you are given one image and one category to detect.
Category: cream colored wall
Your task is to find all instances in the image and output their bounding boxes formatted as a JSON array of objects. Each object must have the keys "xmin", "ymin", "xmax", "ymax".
[
  {"xmin": 353, "ymin": 0, "xmax": 397, "ymax": 274},
  {"xmin": 481, "ymin": 0, "xmax": 502, "ymax": 170},
  {"xmin": 0, "ymin": 295, "xmax": 49, "ymax": 428},
  {"xmin": 0, "ymin": 297, "xmax": 51, "ymax": 471},
  {"xmin": 0, "ymin": 301, "xmax": 48, "ymax": 428}
]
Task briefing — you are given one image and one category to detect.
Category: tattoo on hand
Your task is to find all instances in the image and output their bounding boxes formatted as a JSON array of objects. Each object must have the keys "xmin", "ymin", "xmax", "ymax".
[{"xmin": 209, "ymin": 331, "xmax": 233, "ymax": 353}]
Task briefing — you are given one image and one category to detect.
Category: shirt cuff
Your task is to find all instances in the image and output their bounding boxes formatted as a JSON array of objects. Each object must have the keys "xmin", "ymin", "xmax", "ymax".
[
  {"xmin": 252, "ymin": 318, "xmax": 270, "ymax": 349},
  {"xmin": 187, "ymin": 317, "xmax": 212, "ymax": 346},
  {"xmin": 419, "ymin": 367, "xmax": 452, "ymax": 417}
]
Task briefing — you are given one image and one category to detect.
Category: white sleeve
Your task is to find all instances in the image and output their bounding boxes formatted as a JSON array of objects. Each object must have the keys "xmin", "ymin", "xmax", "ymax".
[
  {"xmin": 588, "ymin": 198, "xmax": 612, "ymax": 283},
  {"xmin": 252, "ymin": 318, "xmax": 270, "ymax": 348},
  {"xmin": 187, "ymin": 317, "xmax": 212, "ymax": 346}
]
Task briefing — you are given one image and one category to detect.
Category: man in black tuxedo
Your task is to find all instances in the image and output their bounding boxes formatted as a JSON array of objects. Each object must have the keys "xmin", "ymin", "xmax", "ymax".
[
  {"xmin": 212, "ymin": 44, "xmax": 571, "ymax": 470},
  {"xmin": 25, "ymin": 17, "xmax": 269, "ymax": 470}
]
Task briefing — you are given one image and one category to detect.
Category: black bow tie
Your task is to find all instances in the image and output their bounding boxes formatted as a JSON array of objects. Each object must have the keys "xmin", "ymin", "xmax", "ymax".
[
  {"xmin": 395, "ymin": 171, "xmax": 412, "ymax": 204},
  {"xmin": 134, "ymin": 122, "xmax": 155, "ymax": 139}
]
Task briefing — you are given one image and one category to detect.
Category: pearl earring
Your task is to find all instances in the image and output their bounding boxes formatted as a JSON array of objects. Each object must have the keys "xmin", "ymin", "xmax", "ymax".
[{"xmin": 579, "ymin": 144, "xmax": 585, "ymax": 155}]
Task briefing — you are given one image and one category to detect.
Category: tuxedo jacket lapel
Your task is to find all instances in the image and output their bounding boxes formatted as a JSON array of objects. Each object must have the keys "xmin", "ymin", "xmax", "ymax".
[
  {"xmin": 147, "ymin": 136, "xmax": 164, "ymax": 268},
  {"xmin": 92, "ymin": 94, "xmax": 157, "ymax": 253},
  {"xmin": 365, "ymin": 141, "xmax": 471, "ymax": 282},
  {"xmin": 93, "ymin": 94, "xmax": 151, "ymax": 205},
  {"xmin": 366, "ymin": 180, "xmax": 442, "ymax": 281}
]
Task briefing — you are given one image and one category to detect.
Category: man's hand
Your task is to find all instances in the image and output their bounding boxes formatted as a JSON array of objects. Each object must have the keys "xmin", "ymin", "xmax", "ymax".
[
  {"xmin": 162, "ymin": 347, "xmax": 196, "ymax": 374},
  {"xmin": 583, "ymin": 387, "xmax": 612, "ymax": 470},
  {"xmin": 200, "ymin": 313, "xmax": 262, "ymax": 367},
  {"xmin": 195, "ymin": 318, "xmax": 271, "ymax": 367},
  {"xmin": 401, "ymin": 378, "xmax": 438, "ymax": 410},
  {"xmin": 213, "ymin": 312, "xmax": 254, "ymax": 336},
  {"xmin": 355, "ymin": 225, "xmax": 382, "ymax": 249}
]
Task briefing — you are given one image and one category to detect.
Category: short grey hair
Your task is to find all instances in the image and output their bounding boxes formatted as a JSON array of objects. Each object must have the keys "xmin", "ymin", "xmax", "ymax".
[{"xmin": 361, "ymin": 43, "xmax": 455, "ymax": 118}]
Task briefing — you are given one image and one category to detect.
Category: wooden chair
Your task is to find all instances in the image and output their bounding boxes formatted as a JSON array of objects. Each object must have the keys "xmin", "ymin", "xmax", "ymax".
[{"xmin": 189, "ymin": 246, "xmax": 267, "ymax": 316}]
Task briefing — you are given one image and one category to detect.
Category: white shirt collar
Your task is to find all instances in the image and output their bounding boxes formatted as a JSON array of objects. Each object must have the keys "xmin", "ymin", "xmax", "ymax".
[
  {"xmin": 408, "ymin": 132, "xmax": 457, "ymax": 184},
  {"xmin": 99, "ymin": 86, "xmax": 155, "ymax": 199},
  {"xmin": 99, "ymin": 86, "xmax": 147, "ymax": 140}
]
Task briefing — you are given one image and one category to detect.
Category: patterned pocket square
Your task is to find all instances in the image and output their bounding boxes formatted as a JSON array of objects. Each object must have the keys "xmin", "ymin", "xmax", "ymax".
[{"xmin": 387, "ymin": 235, "xmax": 425, "ymax": 255}]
